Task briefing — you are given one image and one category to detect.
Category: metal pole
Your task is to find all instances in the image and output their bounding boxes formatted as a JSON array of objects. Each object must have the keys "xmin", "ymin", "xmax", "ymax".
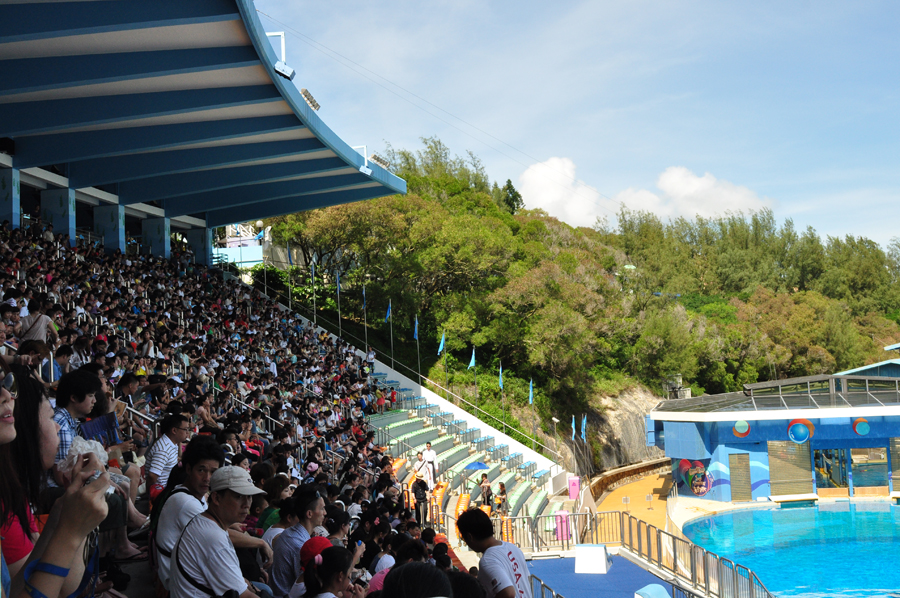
[
  {"xmin": 474, "ymin": 366, "xmax": 478, "ymax": 414},
  {"xmin": 389, "ymin": 312, "xmax": 394, "ymax": 371},
  {"xmin": 337, "ymin": 276, "xmax": 342, "ymax": 339},
  {"xmin": 416, "ymin": 328, "xmax": 421, "ymax": 385},
  {"xmin": 311, "ymin": 264, "xmax": 317, "ymax": 326},
  {"xmin": 531, "ymin": 397, "xmax": 536, "ymax": 452},
  {"xmin": 502, "ymin": 388, "xmax": 507, "ymax": 436},
  {"xmin": 363, "ymin": 285, "xmax": 368, "ymax": 351}
]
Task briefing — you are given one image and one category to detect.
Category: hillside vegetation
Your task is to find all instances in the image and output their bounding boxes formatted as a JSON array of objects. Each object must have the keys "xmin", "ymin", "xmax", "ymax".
[{"xmin": 254, "ymin": 138, "xmax": 900, "ymax": 468}]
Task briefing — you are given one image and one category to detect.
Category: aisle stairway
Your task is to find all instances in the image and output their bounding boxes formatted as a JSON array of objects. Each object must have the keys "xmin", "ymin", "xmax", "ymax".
[{"xmin": 369, "ymin": 391, "xmax": 569, "ymax": 536}]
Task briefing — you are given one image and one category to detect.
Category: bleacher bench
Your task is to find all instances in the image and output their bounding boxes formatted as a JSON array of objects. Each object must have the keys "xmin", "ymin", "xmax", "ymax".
[
  {"xmin": 517, "ymin": 461, "xmax": 536, "ymax": 478},
  {"xmin": 487, "ymin": 444, "xmax": 509, "ymax": 461},
  {"xmin": 430, "ymin": 411, "xmax": 452, "ymax": 426},
  {"xmin": 503, "ymin": 452, "xmax": 523, "ymax": 470},
  {"xmin": 458, "ymin": 428, "xmax": 481, "ymax": 443},
  {"xmin": 532, "ymin": 469, "xmax": 551, "ymax": 487},
  {"xmin": 471, "ymin": 436, "xmax": 495, "ymax": 451}
]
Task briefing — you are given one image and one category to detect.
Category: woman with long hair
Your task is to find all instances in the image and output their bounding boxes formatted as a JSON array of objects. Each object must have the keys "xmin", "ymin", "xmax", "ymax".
[{"xmin": 0, "ymin": 364, "xmax": 110, "ymax": 598}]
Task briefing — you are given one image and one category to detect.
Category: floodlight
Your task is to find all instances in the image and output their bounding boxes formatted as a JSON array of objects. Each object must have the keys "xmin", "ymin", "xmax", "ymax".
[
  {"xmin": 300, "ymin": 88, "xmax": 320, "ymax": 111},
  {"xmin": 369, "ymin": 154, "xmax": 390, "ymax": 170},
  {"xmin": 359, "ymin": 165, "xmax": 373, "ymax": 176}
]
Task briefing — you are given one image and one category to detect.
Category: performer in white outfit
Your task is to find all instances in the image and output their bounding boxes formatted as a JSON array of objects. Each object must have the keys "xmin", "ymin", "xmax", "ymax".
[
  {"xmin": 422, "ymin": 442, "xmax": 438, "ymax": 491},
  {"xmin": 411, "ymin": 451, "xmax": 434, "ymax": 491}
]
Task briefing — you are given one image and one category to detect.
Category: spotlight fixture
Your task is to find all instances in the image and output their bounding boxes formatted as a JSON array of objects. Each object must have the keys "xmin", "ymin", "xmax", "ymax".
[
  {"xmin": 359, "ymin": 165, "xmax": 373, "ymax": 176},
  {"xmin": 300, "ymin": 88, "xmax": 320, "ymax": 111},
  {"xmin": 369, "ymin": 154, "xmax": 390, "ymax": 170},
  {"xmin": 274, "ymin": 61, "xmax": 295, "ymax": 81}
]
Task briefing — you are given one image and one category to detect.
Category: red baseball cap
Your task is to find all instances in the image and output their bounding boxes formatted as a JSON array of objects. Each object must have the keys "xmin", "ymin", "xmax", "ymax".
[{"xmin": 299, "ymin": 536, "xmax": 333, "ymax": 568}]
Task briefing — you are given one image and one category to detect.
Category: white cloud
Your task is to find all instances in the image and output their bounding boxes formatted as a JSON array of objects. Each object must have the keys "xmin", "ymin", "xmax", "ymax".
[
  {"xmin": 519, "ymin": 160, "xmax": 772, "ymax": 230},
  {"xmin": 518, "ymin": 157, "xmax": 613, "ymax": 228},
  {"xmin": 614, "ymin": 166, "xmax": 773, "ymax": 219}
]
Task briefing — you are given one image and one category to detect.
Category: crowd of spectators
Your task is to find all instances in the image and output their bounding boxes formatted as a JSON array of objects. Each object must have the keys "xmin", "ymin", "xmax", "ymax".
[{"xmin": 0, "ymin": 219, "xmax": 523, "ymax": 598}]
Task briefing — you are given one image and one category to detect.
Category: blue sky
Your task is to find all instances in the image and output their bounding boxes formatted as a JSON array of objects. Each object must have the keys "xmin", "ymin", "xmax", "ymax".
[{"xmin": 255, "ymin": 1, "xmax": 900, "ymax": 247}]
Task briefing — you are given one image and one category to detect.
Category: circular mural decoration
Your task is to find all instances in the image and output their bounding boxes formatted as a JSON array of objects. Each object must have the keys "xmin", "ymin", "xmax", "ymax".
[
  {"xmin": 853, "ymin": 417, "xmax": 870, "ymax": 436},
  {"xmin": 733, "ymin": 420, "xmax": 750, "ymax": 438},
  {"xmin": 678, "ymin": 459, "xmax": 713, "ymax": 497},
  {"xmin": 788, "ymin": 418, "xmax": 815, "ymax": 444}
]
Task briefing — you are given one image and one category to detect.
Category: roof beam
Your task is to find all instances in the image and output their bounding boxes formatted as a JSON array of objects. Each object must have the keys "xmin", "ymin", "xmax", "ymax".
[
  {"xmin": 0, "ymin": 85, "xmax": 282, "ymax": 137},
  {"xmin": 0, "ymin": 0, "xmax": 240, "ymax": 44},
  {"xmin": 14, "ymin": 115, "xmax": 305, "ymax": 169},
  {"xmin": 69, "ymin": 138, "xmax": 323, "ymax": 188},
  {"xmin": 0, "ymin": 46, "xmax": 259, "ymax": 97},
  {"xmin": 205, "ymin": 186, "xmax": 394, "ymax": 228},
  {"xmin": 120, "ymin": 154, "xmax": 343, "ymax": 203},
  {"xmin": 163, "ymin": 172, "xmax": 370, "ymax": 217}
]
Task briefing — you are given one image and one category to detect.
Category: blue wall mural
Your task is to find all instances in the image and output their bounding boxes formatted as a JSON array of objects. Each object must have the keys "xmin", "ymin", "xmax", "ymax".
[{"xmin": 659, "ymin": 415, "xmax": 900, "ymax": 502}]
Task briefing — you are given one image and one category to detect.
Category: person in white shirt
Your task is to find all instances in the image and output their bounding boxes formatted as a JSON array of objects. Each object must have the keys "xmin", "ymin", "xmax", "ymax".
[
  {"xmin": 421, "ymin": 442, "xmax": 438, "ymax": 491},
  {"xmin": 156, "ymin": 436, "xmax": 225, "ymax": 589},
  {"xmin": 457, "ymin": 508, "xmax": 532, "ymax": 598},
  {"xmin": 145, "ymin": 414, "xmax": 191, "ymax": 493},
  {"xmin": 169, "ymin": 466, "xmax": 266, "ymax": 598}
]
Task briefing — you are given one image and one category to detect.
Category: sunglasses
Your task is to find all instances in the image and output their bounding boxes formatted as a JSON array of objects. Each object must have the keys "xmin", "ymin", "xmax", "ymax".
[{"xmin": 2, "ymin": 371, "xmax": 18, "ymax": 397}]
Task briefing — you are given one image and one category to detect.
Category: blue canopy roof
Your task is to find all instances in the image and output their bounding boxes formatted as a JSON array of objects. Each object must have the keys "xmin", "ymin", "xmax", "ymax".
[{"xmin": 0, "ymin": 0, "xmax": 406, "ymax": 230}]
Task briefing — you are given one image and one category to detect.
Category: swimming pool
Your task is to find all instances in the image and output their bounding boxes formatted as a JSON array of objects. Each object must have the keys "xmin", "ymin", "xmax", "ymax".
[{"xmin": 683, "ymin": 502, "xmax": 900, "ymax": 598}]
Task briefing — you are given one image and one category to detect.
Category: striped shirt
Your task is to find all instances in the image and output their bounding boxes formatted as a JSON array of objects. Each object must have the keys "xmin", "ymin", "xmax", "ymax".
[
  {"xmin": 53, "ymin": 407, "xmax": 81, "ymax": 465},
  {"xmin": 145, "ymin": 434, "xmax": 180, "ymax": 487}
]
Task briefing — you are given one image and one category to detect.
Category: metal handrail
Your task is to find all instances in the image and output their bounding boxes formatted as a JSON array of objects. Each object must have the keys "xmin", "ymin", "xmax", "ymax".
[
  {"xmin": 421, "ymin": 376, "xmax": 562, "ymax": 461},
  {"xmin": 619, "ymin": 511, "xmax": 775, "ymax": 598},
  {"xmin": 123, "ymin": 404, "xmax": 160, "ymax": 439},
  {"xmin": 249, "ymin": 267, "xmax": 561, "ymax": 462},
  {"xmin": 531, "ymin": 574, "xmax": 566, "ymax": 598}
]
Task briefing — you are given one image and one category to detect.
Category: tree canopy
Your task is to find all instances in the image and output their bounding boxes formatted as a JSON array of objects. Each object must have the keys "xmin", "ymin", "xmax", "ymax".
[{"xmin": 252, "ymin": 138, "xmax": 900, "ymax": 455}]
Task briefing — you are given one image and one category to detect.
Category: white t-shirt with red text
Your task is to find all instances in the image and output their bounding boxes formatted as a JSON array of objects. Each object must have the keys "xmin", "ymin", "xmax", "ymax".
[{"xmin": 478, "ymin": 541, "xmax": 532, "ymax": 598}]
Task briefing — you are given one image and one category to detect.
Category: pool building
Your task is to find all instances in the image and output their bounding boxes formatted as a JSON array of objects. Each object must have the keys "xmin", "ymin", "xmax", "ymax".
[{"xmin": 646, "ymin": 352, "xmax": 900, "ymax": 502}]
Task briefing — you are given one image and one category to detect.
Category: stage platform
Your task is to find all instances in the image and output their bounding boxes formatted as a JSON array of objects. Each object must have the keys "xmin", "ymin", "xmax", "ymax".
[{"xmin": 528, "ymin": 556, "xmax": 671, "ymax": 598}]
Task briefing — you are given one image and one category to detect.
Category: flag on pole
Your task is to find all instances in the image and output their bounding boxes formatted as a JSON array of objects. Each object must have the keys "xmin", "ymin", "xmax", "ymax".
[
  {"xmin": 571, "ymin": 415, "xmax": 576, "ymax": 440},
  {"xmin": 499, "ymin": 362, "xmax": 504, "ymax": 390},
  {"xmin": 582, "ymin": 414, "xmax": 587, "ymax": 441},
  {"xmin": 287, "ymin": 242, "xmax": 293, "ymax": 265},
  {"xmin": 437, "ymin": 332, "xmax": 445, "ymax": 355},
  {"xmin": 468, "ymin": 348, "xmax": 475, "ymax": 370},
  {"xmin": 384, "ymin": 300, "xmax": 391, "ymax": 322},
  {"xmin": 311, "ymin": 263, "xmax": 315, "ymax": 285},
  {"xmin": 529, "ymin": 379, "xmax": 533, "ymax": 405},
  {"xmin": 414, "ymin": 315, "xmax": 418, "ymax": 340},
  {"xmin": 336, "ymin": 272, "xmax": 340, "ymax": 295},
  {"xmin": 362, "ymin": 285, "xmax": 366, "ymax": 308}
]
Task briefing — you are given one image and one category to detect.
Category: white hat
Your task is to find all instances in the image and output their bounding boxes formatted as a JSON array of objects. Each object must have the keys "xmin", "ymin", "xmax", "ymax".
[
  {"xmin": 169, "ymin": 376, "xmax": 184, "ymax": 383},
  {"xmin": 209, "ymin": 466, "xmax": 265, "ymax": 496}
]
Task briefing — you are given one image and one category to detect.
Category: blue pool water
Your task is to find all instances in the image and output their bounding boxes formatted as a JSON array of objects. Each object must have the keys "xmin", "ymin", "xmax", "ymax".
[{"xmin": 683, "ymin": 503, "xmax": 900, "ymax": 598}]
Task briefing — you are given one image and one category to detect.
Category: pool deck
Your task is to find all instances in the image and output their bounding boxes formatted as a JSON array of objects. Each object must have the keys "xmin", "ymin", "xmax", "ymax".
[{"xmin": 595, "ymin": 473, "xmax": 672, "ymax": 530}]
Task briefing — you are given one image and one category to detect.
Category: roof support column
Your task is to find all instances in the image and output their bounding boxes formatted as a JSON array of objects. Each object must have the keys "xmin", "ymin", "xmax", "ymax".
[
  {"xmin": 93, "ymin": 204, "xmax": 126, "ymax": 255},
  {"xmin": 41, "ymin": 188, "xmax": 75, "ymax": 246},
  {"xmin": 141, "ymin": 217, "xmax": 170, "ymax": 259},
  {"xmin": 0, "ymin": 168, "xmax": 20, "ymax": 230},
  {"xmin": 183, "ymin": 227, "xmax": 213, "ymax": 267}
]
